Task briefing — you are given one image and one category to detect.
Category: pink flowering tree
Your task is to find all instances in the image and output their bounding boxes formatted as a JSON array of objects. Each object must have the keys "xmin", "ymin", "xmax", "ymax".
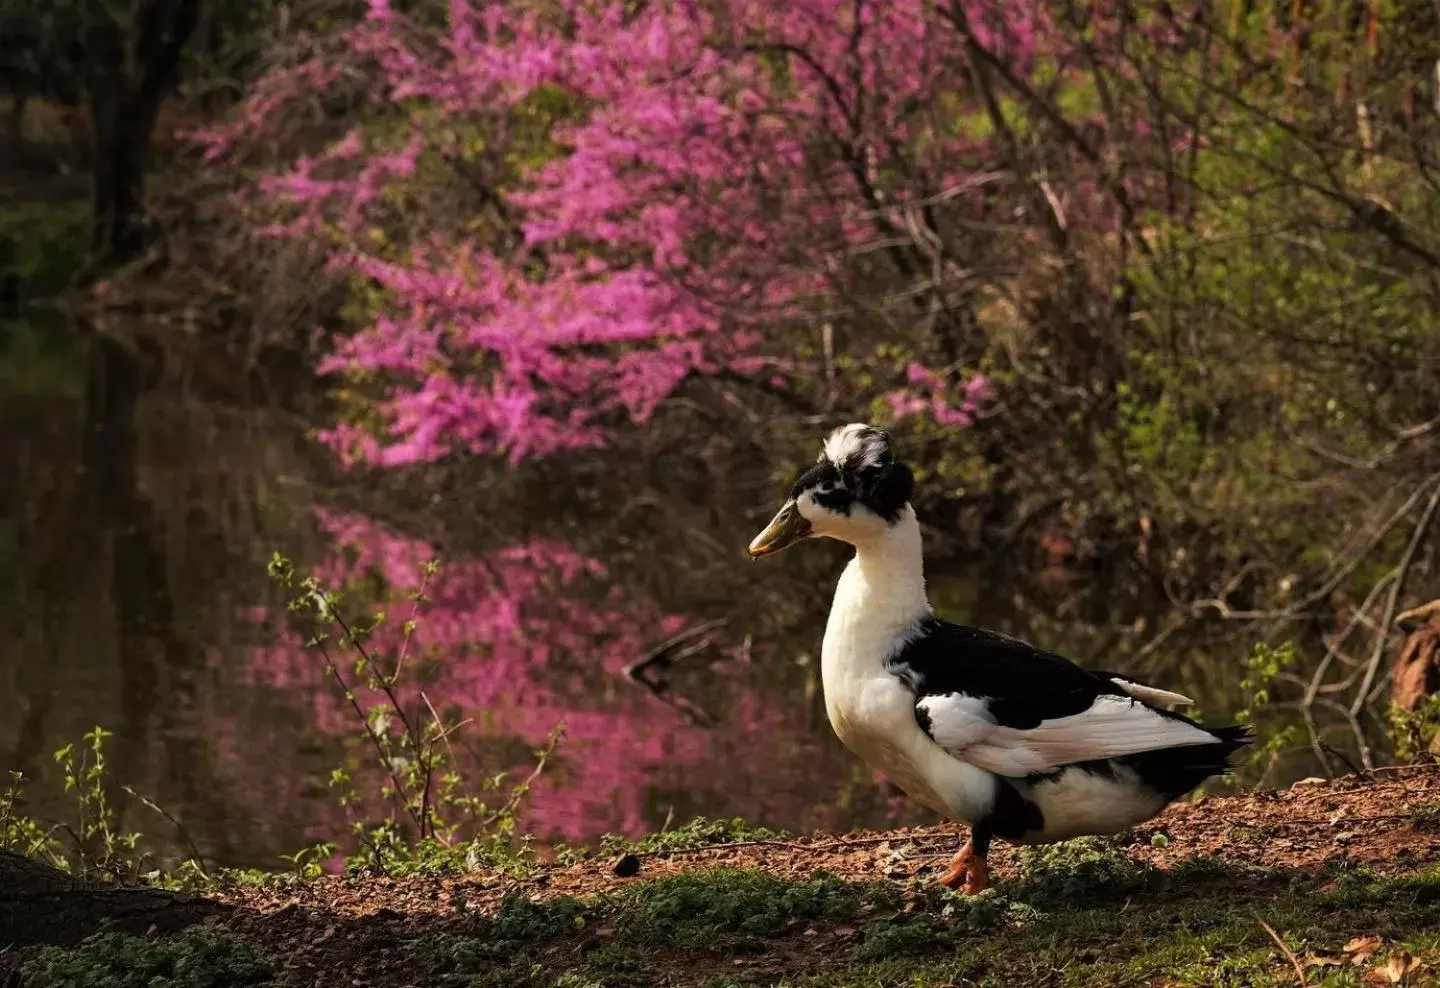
[
  {"xmin": 196, "ymin": 0, "xmax": 1418, "ymax": 484},
  {"xmin": 184, "ymin": 0, "xmax": 1097, "ymax": 465},
  {"xmin": 183, "ymin": 0, "xmax": 1440, "ymax": 797}
]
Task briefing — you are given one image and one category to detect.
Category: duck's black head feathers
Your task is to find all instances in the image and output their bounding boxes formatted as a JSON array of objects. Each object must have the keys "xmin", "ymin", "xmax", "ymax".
[{"xmin": 790, "ymin": 424, "xmax": 914, "ymax": 523}]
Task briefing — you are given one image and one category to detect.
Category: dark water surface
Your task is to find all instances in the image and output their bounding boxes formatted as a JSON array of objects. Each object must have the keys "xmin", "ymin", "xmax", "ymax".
[{"xmin": 1, "ymin": 322, "xmax": 925, "ymax": 869}]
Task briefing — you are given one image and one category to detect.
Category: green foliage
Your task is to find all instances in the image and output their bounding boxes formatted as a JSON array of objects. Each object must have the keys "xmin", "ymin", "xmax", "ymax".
[
  {"xmin": 0, "ymin": 770, "xmax": 64, "ymax": 864},
  {"xmin": 424, "ymin": 895, "xmax": 590, "ymax": 988},
  {"xmin": 1387, "ymin": 695, "xmax": 1440, "ymax": 763},
  {"xmin": 267, "ymin": 551, "xmax": 562, "ymax": 877},
  {"xmin": 615, "ymin": 869, "xmax": 894, "ymax": 949},
  {"xmin": 847, "ymin": 885, "xmax": 1044, "ymax": 964},
  {"xmin": 0, "ymin": 197, "xmax": 88, "ymax": 298},
  {"xmin": 26, "ymin": 927, "xmax": 274, "ymax": 988},
  {"xmin": 1236, "ymin": 642, "xmax": 1304, "ymax": 772},
  {"xmin": 0, "ymin": 548, "xmax": 563, "ymax": 890},
  {"xmin": 599, "ymin": 817, "xmax": 791, "ymax": 856},
  {"xmin": 1240, "ymin": 641, "xmax": 1299, "ymax": 715},
  {"xmin": 402, "ymin": 855, "xmax": 1440, "ymax": 987},
  {"xmin": 850, "ymin": 916, "xmax": 951, "ymax": 961},
  {"xmin": 53, "ymin": 726, "xmax": 145, "ymax": 879},
  {"xmin": 1008, "ymin": 836, "xmax": 1158, "ymax": 904},
  {"xmin": 760, "ymin": 866, "xmax": 1440, "ymax": 987},
  {"xmin": 547, "ymin": 975, "xmax": 607, "ymax": 988},
  {"xmin": 0, "ymin": 729, "xmax": 180, "ymax": 880}
]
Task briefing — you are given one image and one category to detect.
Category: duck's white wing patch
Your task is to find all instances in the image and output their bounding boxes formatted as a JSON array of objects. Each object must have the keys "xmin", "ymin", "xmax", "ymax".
[
  {"xmin": 915, "ymin": 693, "xmax": 996, "ymax": 750},
  {"xmin": 1108, "ymin": 677, "xmax": 1193, "ymax": 710},
  {"xmin": 918, "ymin": 693, "xmax": 1221, "ymax": 778}
]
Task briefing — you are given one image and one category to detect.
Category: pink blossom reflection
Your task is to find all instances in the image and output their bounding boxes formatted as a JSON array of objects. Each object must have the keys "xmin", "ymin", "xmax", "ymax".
[{"xmin": 241, "ymin": 509, "xmax": 908, "ymax": 849}]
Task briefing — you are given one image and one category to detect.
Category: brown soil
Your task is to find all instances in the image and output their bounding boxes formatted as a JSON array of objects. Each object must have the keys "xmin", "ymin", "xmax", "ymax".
[
  {"xmin": 13, "ymin": 768, "xmax": 1440, "ymax": 987},
  {"xmin": 186, "ymin": 767, "xmax": 1440, "ymax": 986},
  {"xmin": 219, "ymin": 767, "xmax": 1440, "ymax": 913}
]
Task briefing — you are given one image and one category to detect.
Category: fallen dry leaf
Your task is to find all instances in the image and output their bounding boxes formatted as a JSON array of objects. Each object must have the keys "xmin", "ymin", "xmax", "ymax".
[
  {"xmin": 1381, "ymin": 952, "xmax": 1421, "ymax": 984},
  {"xmin": 1345, "ymin": 936, "xmax": 1383, "ymax": 965}
]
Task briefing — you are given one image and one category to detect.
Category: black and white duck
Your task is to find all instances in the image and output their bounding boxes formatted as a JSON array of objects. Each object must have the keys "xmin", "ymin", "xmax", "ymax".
[{"xmin": 747, "ymin": 423, "xmax": 1250, "ymax": 893}]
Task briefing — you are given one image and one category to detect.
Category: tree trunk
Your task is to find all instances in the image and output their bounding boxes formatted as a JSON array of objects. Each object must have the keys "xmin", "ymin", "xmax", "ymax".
[
  {"xmin": 89, "ymin": 94, "xmax": 161, "ymax": 261},
  {"xmin": 0, "ymin": 852, "xmax": 230, "ymax": 949},
  {"xmin": 6, "ymin": 92, "xmax": 24, "ymax": 147},
  {"xmin": 83, "ymin": 0, "xmax": 201, "ymax": 263}
]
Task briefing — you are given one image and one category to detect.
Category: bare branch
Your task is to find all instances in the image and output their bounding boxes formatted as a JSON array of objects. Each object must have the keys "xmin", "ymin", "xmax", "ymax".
[{"xmin": 1349, "ymin": 479, "xmax": 1440, "ymax": 767}]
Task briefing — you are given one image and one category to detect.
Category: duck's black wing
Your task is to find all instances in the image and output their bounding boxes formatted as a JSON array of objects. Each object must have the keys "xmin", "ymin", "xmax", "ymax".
[{"xmin": 889, "ymin": 619, "xmax": 1232, "ymax": 778}]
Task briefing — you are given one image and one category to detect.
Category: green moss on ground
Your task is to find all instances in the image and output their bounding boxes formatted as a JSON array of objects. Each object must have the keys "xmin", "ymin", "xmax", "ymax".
[
  {"xmin": 20, "ymin": 839, "xmax": 1440, "ymax": 987},
  {"xmin": 25, "ymin": 927, "xmax": 273, "ymax": 988},
  {"xmin": 411, "ymin": 841, "xmax": 1440, "ymax": 987},
  {"xmin": 598, "ymin": 818, "xmax": 792, "ymax": 857}
]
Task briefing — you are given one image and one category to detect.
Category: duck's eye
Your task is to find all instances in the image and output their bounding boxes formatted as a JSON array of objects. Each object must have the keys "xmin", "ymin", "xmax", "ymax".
[
  {"xmin": 792, "ymin": 461, "xmax": 848, "ymax": 498},
  {"xmin": 812, "ymin": 484, "xmax": 856, "ymax": 514}
]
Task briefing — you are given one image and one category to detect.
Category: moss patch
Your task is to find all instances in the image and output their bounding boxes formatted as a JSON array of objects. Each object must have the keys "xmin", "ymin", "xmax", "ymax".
[
  {"xmin": 25, "ymin": 926, "xmax": 274, "ymax": 988},
  {"xmin": 412, "ymin": 857, "xmax": 1440, "ymax": 988}
]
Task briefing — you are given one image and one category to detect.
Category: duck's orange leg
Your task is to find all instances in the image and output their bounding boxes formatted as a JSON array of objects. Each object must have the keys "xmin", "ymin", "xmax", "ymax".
[
  {"xmin": 933, "ymin": 827, "xmax": 992, "ymax": 894},
  {"xmin": 934, "ymin": 839, "xmax": 972, "ymax": 889},
  {"xmin": 962, "ymin": 850, "xmax": 990, "ymax": 894}
]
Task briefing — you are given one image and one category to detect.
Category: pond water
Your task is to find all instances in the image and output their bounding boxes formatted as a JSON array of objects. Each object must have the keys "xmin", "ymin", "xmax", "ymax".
[{"xmin": 1, "ymin": 322, "xmax": 936, "ymax": 870}]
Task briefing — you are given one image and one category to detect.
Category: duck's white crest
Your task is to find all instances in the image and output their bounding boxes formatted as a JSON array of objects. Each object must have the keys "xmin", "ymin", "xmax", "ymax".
[{"xmin": 822, "ymin": 423, "xmax": 890, "ymax": 471}]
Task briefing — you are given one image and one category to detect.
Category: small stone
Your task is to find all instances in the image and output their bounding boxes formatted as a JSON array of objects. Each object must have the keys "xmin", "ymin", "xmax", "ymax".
[{"xmin": 612, "ymin": 853, "xmax": 642, "ymax": 878}]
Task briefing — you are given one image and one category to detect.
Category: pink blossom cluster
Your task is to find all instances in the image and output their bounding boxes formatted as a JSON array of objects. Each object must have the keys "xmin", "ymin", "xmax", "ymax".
[
  {"xmin": 200, "ymin": 0, "xmax": 1062, "ymax": 464},
  {"xmin": 887, "ymin": 363, "xmax": 994, "ymax": 428}
]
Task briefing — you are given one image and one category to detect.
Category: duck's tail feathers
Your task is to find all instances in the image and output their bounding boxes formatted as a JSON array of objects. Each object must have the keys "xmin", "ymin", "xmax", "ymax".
[
  {"xmin": 1207, "ymin": 723, "xmax": 1254, "ymax": 753},
  {"xmin": 1120, "ymin": 724, "xmax": 1252, "ymax": 800}
]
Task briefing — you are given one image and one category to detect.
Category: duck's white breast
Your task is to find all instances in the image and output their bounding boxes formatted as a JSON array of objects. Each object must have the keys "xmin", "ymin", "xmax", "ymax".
[{"xmin": 820, "ymin": 557, "xmax": 994, "ymax": 822}]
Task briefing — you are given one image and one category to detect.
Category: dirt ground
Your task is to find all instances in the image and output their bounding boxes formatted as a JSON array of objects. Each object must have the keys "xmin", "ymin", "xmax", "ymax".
[
  {"xmin": 178, "ymin": 766, "xmax": 1440, "ymax": 987},
  {"xmin": 215, "ymin": 768, "xmax": 1440, "ymax": 918}
]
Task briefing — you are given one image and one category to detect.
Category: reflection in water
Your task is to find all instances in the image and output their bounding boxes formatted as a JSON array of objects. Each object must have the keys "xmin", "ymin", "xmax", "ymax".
[
  {"xmin": 246, "ymin": 510, "xmax": 834, "ymax": 843},
  {"xmin": 1, "ymin": 322, "xmax": 920, "ymax": 869},
  {"xmin": 1, "ymin": 322, "xmax": 342, "ymax": 866}
]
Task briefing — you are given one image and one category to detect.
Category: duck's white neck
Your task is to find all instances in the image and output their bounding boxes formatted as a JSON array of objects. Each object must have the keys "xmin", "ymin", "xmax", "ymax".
[{"xmin": 821, "ymin": 505, "xmax": 932, "ymax": 687}]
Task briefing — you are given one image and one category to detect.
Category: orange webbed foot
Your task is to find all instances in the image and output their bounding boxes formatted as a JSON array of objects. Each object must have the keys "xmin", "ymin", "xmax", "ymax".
[
  {"xmin": 934, "ymin": 839, "xmax": 972, "ymax": 889},
  {"xmin": 961, "ymin": 852, "xmax": 989, "ymax": 894},
  {"xmin": 931, "ymin": 837, "xmax": 990, "ymax": 894}
]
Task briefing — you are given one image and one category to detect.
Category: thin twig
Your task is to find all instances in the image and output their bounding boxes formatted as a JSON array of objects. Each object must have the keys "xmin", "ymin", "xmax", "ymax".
[
  {"xmin": 625, "ymin": 620, "xmax": 727, "ymax": 727},
  {"xmin": 479, "ymin": 726, "xmax": 565, "ymax": 830},
  {"xmin": 392, "ymin": 565, "xmax": 436, "ymax": 684},
  {"xmin": 1302, "ymin": 568, "xmax": 1398, "ymax": 773},
  {"xmin": 1258, "ymin": 918, "xmax": 1308, "ymax": 984},
  {"xmin": 1350, "ymin": 479, "xmax": 1440, "ymax": 767},
  {"xmin": 121, "ymin": 785, "xmax": 208, "ymax": 875},
  {"xmin": 1307, "ymin": 569, "xmax": 1397, "ymax": 704},
  {"xmin": 60, "ymin": 824, "xmax": 88, "ymax": 877},
  {"xmin": 420, "ymin": 689, "xmax": 474, "ymax": 840},
  {"xmin": 328, "ymin": 603, "xmax": 438, "ymax": 838},
  {"xmin": 1196, "ymin": 476, "xmax": 1440, "ymax": 623},
  {"xmin": 1319, "ymin": 743, "xmax": 1366, "ymax": 780}
]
